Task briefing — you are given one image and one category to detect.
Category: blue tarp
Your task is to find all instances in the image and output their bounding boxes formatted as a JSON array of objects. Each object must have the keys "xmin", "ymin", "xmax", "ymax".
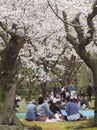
[
  {"xmin": 16, "ymin": 113, "xmax": 26, "ymax": 116},
  {"xmin": 16, "ymin": 110, "xmax": 94, "ymax": 117},
  {"xmin": 60, "ymin": 109, "xmax": 94, "ymax": 117}
]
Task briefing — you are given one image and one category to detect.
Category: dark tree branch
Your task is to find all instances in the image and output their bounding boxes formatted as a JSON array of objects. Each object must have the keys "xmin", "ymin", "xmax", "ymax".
[
  {"xmin": 62, "ymin": 1, "xmax": 97, "ymax": 70},
  {"xmin": 0, "ymin": 31, "xmax": 9, "ymax": 45},
  {"xmin": 84, "ymin": 1, "xmax": 97, "ymax": 46},
  {"xmin": 0, "ymin": 21, "xmax": 7, "ymax": 31},
  {"xmin": 62, "ymin": 12, "xmax": 93, "ymax": 70},
  {"xmin": 47, "ymin": 0, "xmax": 83, "ymax": 27},
  {"xmin": 72, "ymin": 13, "xmax": 86, "ymax": 46}
]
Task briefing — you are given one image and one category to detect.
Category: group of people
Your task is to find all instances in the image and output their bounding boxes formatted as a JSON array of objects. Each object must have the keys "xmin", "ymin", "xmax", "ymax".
[
  {"xmin": 52, "ymin": 83, "xmax": 93, "ymax": 110},
  {"xmin": 25, "ymin": 83, "xmax": 93, "ymax": 122}
]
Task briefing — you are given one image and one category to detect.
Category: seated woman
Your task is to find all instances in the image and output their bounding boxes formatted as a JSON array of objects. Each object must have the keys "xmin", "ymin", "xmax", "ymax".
[
  {"xmin": 65, "ymin": 97, "xmax": 86, "ymax": 121},
  {"xmin": 37, "ymin": 102, "xmax": 54, "ymax": 121}
]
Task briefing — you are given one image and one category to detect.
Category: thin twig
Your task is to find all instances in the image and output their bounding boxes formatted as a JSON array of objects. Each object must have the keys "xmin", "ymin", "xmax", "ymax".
[{"xmin": 47, "ymin": 0, "xmax": 83, "ymax": 27}]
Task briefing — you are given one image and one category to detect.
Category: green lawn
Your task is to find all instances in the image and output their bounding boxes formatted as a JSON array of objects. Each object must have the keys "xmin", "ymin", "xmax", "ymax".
[{"xmin": 17, "ymin": 100, "xmax": 97, "ymax": 130}]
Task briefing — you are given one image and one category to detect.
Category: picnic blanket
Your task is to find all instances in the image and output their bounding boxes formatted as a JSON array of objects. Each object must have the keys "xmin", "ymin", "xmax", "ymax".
[
  {"xmin": 60, "ymin": 109, "xmax": 94, "ymax": 117},
  {"xmin": 16, "ymin": 113, "xmax": 26, "ymax": 116},
  {"xmin": 16, "ymin": 110, "xmax": 94, "ymax": 117}
]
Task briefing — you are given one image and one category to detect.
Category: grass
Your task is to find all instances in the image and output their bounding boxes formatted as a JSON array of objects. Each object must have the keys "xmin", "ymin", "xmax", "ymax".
[{"xmin": 16, "ymin": 100, "xmax": 97, "ymax": 130}]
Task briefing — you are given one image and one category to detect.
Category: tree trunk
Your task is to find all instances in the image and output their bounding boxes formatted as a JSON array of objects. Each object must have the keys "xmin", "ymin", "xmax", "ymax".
[
  {"xmin": 93, "ymin": 69, "xmax": 97, "ymax": 126},
  {"xmin": 26, "ymin": 82, "xmax": 33, "ymax": 102},
  {"xmin": 0, "ymin": 26, "xmax": 42, "ymax": 130},
  {"xmin": 62, "ymin": 2, "xmax": 97, "ymax": 128},
  {"xmin": 0, "ymin": 83, "xmax": 16, "ymax": 125},
  {"xmin": 41, "ymin": 82, "xmax": 47, "ymax": 99}
]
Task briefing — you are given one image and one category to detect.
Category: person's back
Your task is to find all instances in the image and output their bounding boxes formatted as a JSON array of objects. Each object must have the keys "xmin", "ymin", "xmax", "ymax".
[
  {"xmin": 25, "ymin": 104, "xmax": 37, "ymax": 121},
  {"xmin": 38, "ymin": 94, "xmax": 44, "ymax": 105},
  {"xmin": 37, "ymin": 102, "xmax": 54, "ymax": 119},
  {"xmin": 65, "ymin": 97, "xmax": 80, "ymax": 121},
  {"xmin": 65, "ymin": 102, "xmax": 79, "ymax": 116}
]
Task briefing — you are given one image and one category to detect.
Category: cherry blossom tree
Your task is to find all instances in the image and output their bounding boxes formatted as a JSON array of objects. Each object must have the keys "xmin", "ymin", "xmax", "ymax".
[
  {"xmin": 63, "ymin": 1, "xmax": 97, "ymax": 127},
  {"xmin": 48, "ymin": 0, "xmax": 97, "ymax": 127}
]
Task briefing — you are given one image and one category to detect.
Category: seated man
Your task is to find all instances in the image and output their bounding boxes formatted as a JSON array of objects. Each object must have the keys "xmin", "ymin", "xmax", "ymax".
[
  {"xmin": 37, "ymin": 102, "xmax": 54, "ymax": 121},
  {"xmin": 65, "ymin": 97, "xmax": 86, "ymax": 121},
  {"xmin": 80, "ymin": 94, "xmax": 90, "ymax": 110},
  {"xmin": 25, "ymin": 103, "xmax": 38, "ymax": 121}
]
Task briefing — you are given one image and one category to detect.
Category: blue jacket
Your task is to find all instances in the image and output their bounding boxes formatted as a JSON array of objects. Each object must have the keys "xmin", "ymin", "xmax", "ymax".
[
  {"xmin": 37, "ymin": 102, "xmax": 54, "ymax": 119},
  {"xmin": 26, "ymin": 104, "xmax": 37, "ymax": 121},
  {"xmin": 65, "ymin": 102, "xmax": 79, "ymax": 116}
]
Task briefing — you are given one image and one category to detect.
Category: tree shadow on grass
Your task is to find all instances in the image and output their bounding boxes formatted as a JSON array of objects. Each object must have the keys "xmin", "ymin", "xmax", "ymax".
[{"xmin": 66, "ymin": 118, "xmax": 97, "ymax": 130}]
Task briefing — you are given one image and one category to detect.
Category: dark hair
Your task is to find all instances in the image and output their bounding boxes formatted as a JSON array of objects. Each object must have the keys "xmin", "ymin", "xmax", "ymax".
[
  {"xmin": 81, "ymin": 93, "xmax": 85, "ymax": 97},
  {"xmin": 48, "ymin": 100, "xmax": 54, "ymax": 105},
  {"xmin": 65, "ymin": 96, "xmax": 71, "ymax": 102},
  {"xmin": 55, "ymin": 101, "xmax": 61, "ymax": 105}
]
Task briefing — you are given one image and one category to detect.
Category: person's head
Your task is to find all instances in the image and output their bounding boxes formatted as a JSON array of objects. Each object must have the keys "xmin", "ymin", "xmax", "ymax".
[
  {"xmin": 39, "ymin": 94, "xmax": 43, "ymax": 97},
  {"xmin": 56, "ymin": 94, "xmax": 60, "ymax": 99},
  {"xmin": 48, "ymin": 100, "xmax": 54, "ymax": 106},
  {"xmin": 51, "ymin": 92, "xmax": 53, "ymax": 95},
  {"xmin": 77, "ymin": 94, "xmax": 81, "ymax": 99},
  {"xmin": 55, "ymin": 101, "xmax": 61, "ymax": 108},
  {"xmin": 88, "ymin": 84, "xmax": 92, "ymax": 88},
  {"xmin": 64, "ymin": 87, "xmax": 68, "ymax": 92},
  {"xmin": 64, "ymin": 96, "xmax": 71, "ymax": 103},
  {"xmin": 81, "ymin": 93, "xmax": 85, "ymax": 98},
  {"xmin": 54, "ymin": 93, "xmax": 56, "ymax": 97},
  {"xmin": 32, "ymin": 101, "xmax": 38, "ymax": 106}
]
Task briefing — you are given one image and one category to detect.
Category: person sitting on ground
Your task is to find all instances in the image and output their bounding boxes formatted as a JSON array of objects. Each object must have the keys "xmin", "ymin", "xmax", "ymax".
[
  {"xmin": 49, "ymin": 100, "xmax": 61, "ymax": 114},
  {"xmin": 37, "ymin": 101, "xmax": 54, "ymax": 121},
  {"xmin": 15, "ymin": 93, "xmax": 21, "ymax": 109},
  {"xmin": 49, "ymin": 100, "xmax": 64, "ymax": 120},
  {"xmin": 77, "ymin": 94, "xmax": 82, "ymax": 109},
  {"xmin": 64, "ymin": 96, "xmax": 87, "ymax": 121},
  {"xmin": 49, "ymin": 92, "xmax": 54, "ymax": 101},
  {"xmin": 38, "ymin": 94, "xmax": 44, "ymax": 105},
  {"xmin": 25, "ymin": 102, "xmax": 38, "ymax": 121},
  {"xmin": 70, "ymin": 91, "xmax": 78, "ymax": 103},
  {"xmin": 53, "ymin": 93, "xmax": 61, "ymax": 103},
  {"xmin": 61, "ymin": 86, "xmax": 70, "ymax": 100},
  {"xmin": 80, "ymin": 94, "xmax": 90, "ymax": 110}
]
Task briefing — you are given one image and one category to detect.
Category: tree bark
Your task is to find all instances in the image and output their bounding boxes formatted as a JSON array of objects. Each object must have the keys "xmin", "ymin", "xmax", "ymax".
[
  {"xmin": 0, "ymin": 22, "xmax": 42, "ymax": 130},
  {"xmin": 93, "ymin": 69, "xmax": 97, "ymax": 126},
  {"xmin": 26, "ymin": 82, "xmax": 33, "ymax": 102},
  {"xmin": 0, "ymin": 33, "xmax": 25, "ymax": 126},
  {"xmin": 41, "ymin": 82, "xmax": 47, "ymax": 99}
]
